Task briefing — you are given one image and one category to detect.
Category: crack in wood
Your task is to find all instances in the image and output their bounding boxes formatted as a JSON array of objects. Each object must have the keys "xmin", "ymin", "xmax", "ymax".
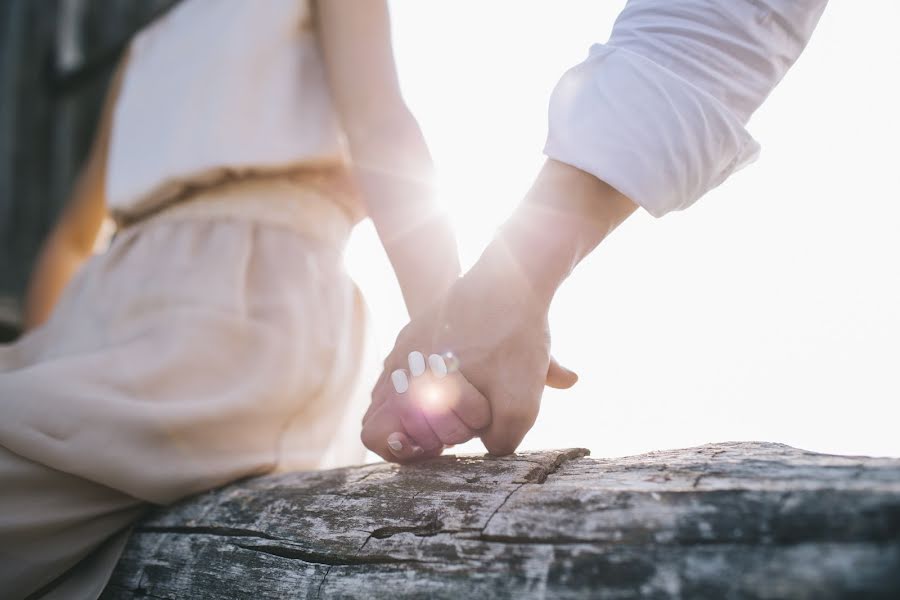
[
  {"xmin": 317, "ymin": 530, "xmax": 375, "ymax": 598},
  {"xmin": 352, "ymin": 467, "xmax": 386, "ymax": 485},
  {"xmin": 366, "ymin": 520, "xmax": 481, "ymax": 543},
  {"xmin": 234, "ymin": 542, "xmax": 432, "ymax": 567},
  {"xmin": 370, "ymin": 518, "xmax": 444, "ymax": 539},
  {"xmin": 136, "ymin": 525, "xmax": 281, "ymax": 541},
  {"xmin": 519, "ymin": 448, "xmax": 591, "ymax": 484},
  {"xmin": 315, "ymin": 565, "xmax": 332, "ymax": 599},
  {"xmin": 475, "ymin": 533, "xmax": 604, "ymax": 546},
  {"xmin": 481, "ymin": 483, "xmax": 525, "ymax": 535},
  {"xmin": 107, "ymin": 444, "xmax": 900, "ymax": 598},
  {"xmin": 104, "ymin": 582, "xmax": 175, "ymax": 600},
  {"xmin": 479, "ymin": 449, "xmax": 591, "ymax": 536}
]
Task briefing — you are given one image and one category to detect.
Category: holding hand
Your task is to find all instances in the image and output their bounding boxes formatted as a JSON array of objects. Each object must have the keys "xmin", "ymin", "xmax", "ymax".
[
  {"xmin": 362, "ymin": 349, "xmax": 492, "ymax": 462},
  {"xmin": 361, "ymin": 263, "xmax": 578, "ymax": 462},
  {"xmin": 361, "ymin": 161, "xmax": 635, "ymax": 464}
]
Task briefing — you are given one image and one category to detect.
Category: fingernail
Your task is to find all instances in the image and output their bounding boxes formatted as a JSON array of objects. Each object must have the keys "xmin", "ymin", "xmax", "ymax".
[
  {"xmin": 387, "ymin": 434, "xmax": 404, "ymax": 452},
  {"xmin": 428, "ymin": 354, "xmax": 448, "ymax": 379},
  {"xmin": 443, "ymin": 351, "xmax": 459, "ymax": 373},
  {"xmin": 391, "ymin": 369, "xmax": 409, "ymax": 394},
  {"xmin": 408, "ymin": 351, "xmax": 426, "ymax": 377},
  {"xmin": 412, "ymin": 445, "xmax": 424, "ymax": 456}
]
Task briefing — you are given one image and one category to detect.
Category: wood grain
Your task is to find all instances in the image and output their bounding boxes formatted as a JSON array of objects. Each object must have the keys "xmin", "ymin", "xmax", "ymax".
[{"xmin": 105, "ymin": 442, "xmax": 900, "ymax": 599}]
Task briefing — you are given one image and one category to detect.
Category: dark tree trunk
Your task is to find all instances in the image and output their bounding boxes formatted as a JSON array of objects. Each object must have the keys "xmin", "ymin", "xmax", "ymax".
[
  {"xmin": 105, "ymin": 442, "xmax": 900, "ymax": 599},
  {"xmin": 0, "ymin": 0, "xmax": 176, "ymax": 338}
]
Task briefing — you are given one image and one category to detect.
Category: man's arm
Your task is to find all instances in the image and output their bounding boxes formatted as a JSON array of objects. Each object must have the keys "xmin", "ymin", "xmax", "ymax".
[
  {"xmin": 374, "ymin": 0, "xmax": 830, "ymax": 458},
  {"xmin": 315, "ymin": 0, "xmax": 460, "ymax": 318},
  {"xmin": 480, "ymin": 0, "xmax": 830, "ymax": 452},
  {"xmin": 545, "ymin": 0, "xmax": 829, "ymax": 217}
]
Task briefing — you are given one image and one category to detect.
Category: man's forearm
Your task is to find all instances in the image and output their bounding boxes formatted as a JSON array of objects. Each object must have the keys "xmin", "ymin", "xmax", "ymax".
[{"xmin": 467, "ymin": 160, "xmax": 636, "ymax": 311}]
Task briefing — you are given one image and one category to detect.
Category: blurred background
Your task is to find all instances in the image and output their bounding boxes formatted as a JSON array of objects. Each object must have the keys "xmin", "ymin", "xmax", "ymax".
[
  {"xmin": 0, "ymin": 0, "xmax": 177, "ymax": 339},
  {"xmin": 2, "ymin": 1, "xmax": 898, "ymax": 459}
]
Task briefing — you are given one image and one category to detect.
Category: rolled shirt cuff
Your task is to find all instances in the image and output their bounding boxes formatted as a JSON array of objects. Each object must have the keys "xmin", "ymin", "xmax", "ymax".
[{"xmin": 544, "ymin": 43, "xmax": 761, "ymax": 218}]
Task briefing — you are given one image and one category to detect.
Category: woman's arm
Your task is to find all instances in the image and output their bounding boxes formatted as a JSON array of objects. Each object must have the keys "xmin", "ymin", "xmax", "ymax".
[
  {"xmin": 315, "ymin": 0, "xmax": 460, "ymax": 318},
  {"xmin": 22, "ymin": 58, "xmax": 125, "ymax": 330}
]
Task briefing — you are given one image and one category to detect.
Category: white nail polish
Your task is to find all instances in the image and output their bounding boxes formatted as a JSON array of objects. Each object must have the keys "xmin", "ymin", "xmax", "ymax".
[
  {"xmin": 408, "ymin": 351, "xmax": 426, "ymax": 377},
  {"xmin": 391, "ymin": 369, "xmax": 409, "ymax": 394},
  {"xmin": 428, "ymin": 354, "xmax": 448, "ymax": 378},
  {"xmin": 387, "ymin": 437, "xmax": 403, "ymax": 452}
]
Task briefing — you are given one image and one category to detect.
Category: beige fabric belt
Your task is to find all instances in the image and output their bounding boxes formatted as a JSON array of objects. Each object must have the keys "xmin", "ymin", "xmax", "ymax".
[{"xmin": 116, "ymin": 177, "xmax": 354, "ymax": 247}]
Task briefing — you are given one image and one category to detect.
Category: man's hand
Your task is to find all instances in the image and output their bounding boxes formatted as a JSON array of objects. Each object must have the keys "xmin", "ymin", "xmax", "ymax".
[
  {"xmin": 361, "ymin": 355, "xmax": 491, "ymax": 462},
  {"xmin": 362, "ymin": 160, "xmax": 634, "ymax": 462},
  {"xmin": 362, "ymin": 257, "xmax": 576, "ymax": 460}
]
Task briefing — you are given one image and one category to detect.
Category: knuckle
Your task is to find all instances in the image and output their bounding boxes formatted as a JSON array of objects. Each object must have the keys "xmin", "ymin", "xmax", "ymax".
[
  {"xmin": 492, "ymin": 407, "xmax": 527, "ymax": 431},
  {"xmin": 439, "ymin": 423, "xmax": 472, "ymax": 445},
  {"xmin": 360, "ymin": 428, "xmax": 377, "ymax": 452},
  {"xmin": 468, "ymin": 409, "xmax": 492, "ymax": 430}
]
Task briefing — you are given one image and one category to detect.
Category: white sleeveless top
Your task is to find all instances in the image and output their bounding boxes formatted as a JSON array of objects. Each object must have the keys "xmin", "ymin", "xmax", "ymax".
[{"xmin": 106, "ymin": 0, "xmax": 349, "ymax": 217}]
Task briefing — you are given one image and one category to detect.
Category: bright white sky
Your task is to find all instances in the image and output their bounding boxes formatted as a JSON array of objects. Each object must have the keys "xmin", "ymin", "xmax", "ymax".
[{"xmin": 348, "ymin": 2, "xmax": 900, "ymax": 460}]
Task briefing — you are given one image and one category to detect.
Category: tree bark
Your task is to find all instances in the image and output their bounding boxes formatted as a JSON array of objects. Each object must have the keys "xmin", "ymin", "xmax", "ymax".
[{"xmin": 104, "ymin": 442, "xmax": 900, "ymax": 599}]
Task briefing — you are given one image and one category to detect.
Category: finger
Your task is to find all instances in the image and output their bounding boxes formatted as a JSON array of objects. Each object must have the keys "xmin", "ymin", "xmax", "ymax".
[
  {"xmin": 362, "ymin": 403, "xmax": 444, "ymax": 463},
  {"xmin": 367, "ymin": 364, "xmax": 444, "ymax": 452},
  {"xmin": 391, "ymin": 368, "xmax": 410, "ymax": 394},
  {"xmin": 479, "ymin": 388, "xmax": 540, "ymax": 456},
  {"xmin": 397, "ymin": 399, "xmax": 443, "ymax": 452},
  {"xmin": 365, "ymin": 348, "xmax": 429, "ymax": 427},
  {"xmin": 546, "ymin": 356, "xmax": 578, "ymax": 389},
  {"xmin": 386, "ymin": 431, "xmax": 428, "ymax": 461},
  {"xmin": 481, "ymin": 422, "xmax": 529, "ymax": 456},
  {"xmin": 416, "ymin": 380, "xmax": 478, "ymax": 446},
  {"xmin": 423, "ymin": 413, "xmax": 476, "ymax": 446},
  {"xmin": 389, "ymin": 369, "xmax": 443, "ymax": 451},
  {"xmin": 408, "ymin": 351, "xmax": 427, "ymax": 377},
  {"xmin": 363, "ymin": 370, "xmax": 391, "ymax": 426},
  {"xmin": 410, "ymin": 370, "xmax": 489, "ymax": 446},
  {"xmin": 402, "ymin": 354, "xmax": 491, "ymax": 444},
  {"xmin": 361, "ymin": 403, "xmax": 406, "ymax": 462},
  {"xmin": 414, "ymin": 371, "xmax": 491, "ymax": 431}
]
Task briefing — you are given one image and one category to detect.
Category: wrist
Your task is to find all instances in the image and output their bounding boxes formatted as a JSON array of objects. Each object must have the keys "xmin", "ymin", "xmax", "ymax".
[
  {"xmin": 406, "ymin": 270, "xmax": 460, "ymax": 319},
  {"xmin": 392, "ymin": 213, "xmax": 461, "ymax": 319},
  {"xmin": 473, "ymin": 160, "xmax": 636, "ymax": 309},
  {"xmin": 460, "ymin": 245, "xmax": 554, "ymax": 319}
]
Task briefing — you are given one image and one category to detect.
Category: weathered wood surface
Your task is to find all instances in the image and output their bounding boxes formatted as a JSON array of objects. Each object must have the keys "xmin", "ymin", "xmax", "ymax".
[{"xmin": 104, "ymin": 442, "xmax": 900, "ymax": 599}]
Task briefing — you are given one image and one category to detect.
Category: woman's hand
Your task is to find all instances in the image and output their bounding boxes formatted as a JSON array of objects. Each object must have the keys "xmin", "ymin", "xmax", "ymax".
[
  {"xmin": 361, "ymin": 160, "xmax": 635, "ymax": 463},
  {"xmin": 362, "ymin": 257, "xmax": 578, "ymax": 461}
]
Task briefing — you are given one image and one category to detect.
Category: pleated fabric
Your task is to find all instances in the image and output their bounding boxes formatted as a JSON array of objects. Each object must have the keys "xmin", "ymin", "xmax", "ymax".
[{"xmin": 0, "ymin": 180, "xmax": 368, "ymax": 599}]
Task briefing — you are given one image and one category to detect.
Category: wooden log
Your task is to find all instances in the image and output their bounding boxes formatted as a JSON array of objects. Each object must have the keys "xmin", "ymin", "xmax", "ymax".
[{"xmin": 103, "ymin": 442, "xmax": 900, "ymax": 598}]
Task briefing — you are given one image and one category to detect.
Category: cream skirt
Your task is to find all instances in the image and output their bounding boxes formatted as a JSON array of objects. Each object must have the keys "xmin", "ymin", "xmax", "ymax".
[{"xmin": 0, "ymin": 180, "xmax": 368, "ymax": 599}]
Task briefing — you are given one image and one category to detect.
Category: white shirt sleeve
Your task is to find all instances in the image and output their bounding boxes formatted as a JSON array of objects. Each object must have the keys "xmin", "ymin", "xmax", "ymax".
[{"xmin": 544, "ymin": 0, "xmax": 828, "ymax": 217}]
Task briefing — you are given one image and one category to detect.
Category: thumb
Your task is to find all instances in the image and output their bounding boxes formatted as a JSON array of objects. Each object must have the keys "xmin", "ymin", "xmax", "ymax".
[{"xmin": 545, "ymin": 356, "xmax": 578, "ymax": 389}]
